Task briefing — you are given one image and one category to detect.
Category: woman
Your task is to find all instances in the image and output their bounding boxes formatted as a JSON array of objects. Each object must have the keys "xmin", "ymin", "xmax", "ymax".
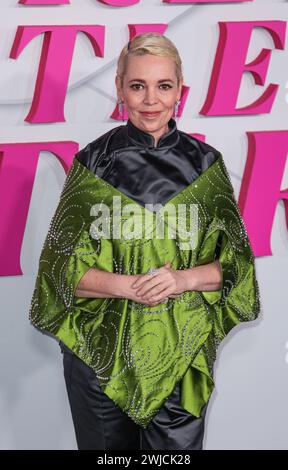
[{"xmin": 29, "ymin": 32, "xmax": 261, "ymax": 450}]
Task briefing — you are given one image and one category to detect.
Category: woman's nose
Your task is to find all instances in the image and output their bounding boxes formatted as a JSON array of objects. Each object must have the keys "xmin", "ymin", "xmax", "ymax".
[{"xmin": 144, "ymin": 88, "xmax": 158, "ymax": 104}]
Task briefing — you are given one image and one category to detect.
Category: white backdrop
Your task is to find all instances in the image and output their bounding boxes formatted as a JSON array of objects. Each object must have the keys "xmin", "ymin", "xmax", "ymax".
[{"xmin": 0, "ymin": 0, "xmax": 287, "ymax": 450}]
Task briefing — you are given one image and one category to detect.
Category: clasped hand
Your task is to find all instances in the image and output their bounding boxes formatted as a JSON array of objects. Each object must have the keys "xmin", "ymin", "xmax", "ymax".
[{"xmin": 130, "ymin": 261, "xmax": 187, "ymax": 306}]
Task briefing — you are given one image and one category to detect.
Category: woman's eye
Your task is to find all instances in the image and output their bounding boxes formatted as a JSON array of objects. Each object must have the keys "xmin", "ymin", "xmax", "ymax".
[
  {"xmin": 130, "ymin": 84, "xmax": 143, "ymax": 90},
  {"xmin": 160, "ymin": 84, "xmax": 172, "ymax": 90},
  {"xmin": 130, "ymin": 84, "xmax": 172, "ymax": 90}
]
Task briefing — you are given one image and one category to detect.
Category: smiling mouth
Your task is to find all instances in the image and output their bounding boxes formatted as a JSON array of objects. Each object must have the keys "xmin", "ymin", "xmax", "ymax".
[{"xmin": 141, "ymin": 111, "xmax": 161, "ymax": 115}]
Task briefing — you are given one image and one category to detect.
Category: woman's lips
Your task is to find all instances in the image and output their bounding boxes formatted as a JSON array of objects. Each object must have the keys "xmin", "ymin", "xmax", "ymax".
[{"xmin": 141, "ymin": 111, "xmax": 161, "ymax": 118}]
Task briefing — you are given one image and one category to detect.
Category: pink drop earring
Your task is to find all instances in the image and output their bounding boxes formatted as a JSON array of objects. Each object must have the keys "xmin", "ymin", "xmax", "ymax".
[
  {"xmin": 118, "ymin": 99, "xmax": 125, "ymax": 122},
  {"xmin": 174, "ymin": 99, "xmax": 180, "ymax": 118}
]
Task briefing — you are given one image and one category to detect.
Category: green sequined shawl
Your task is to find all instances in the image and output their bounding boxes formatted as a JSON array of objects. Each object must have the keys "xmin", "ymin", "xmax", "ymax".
[{"xmin": 29, "ymin": 153, "xmax": 261, "ymax": 427}]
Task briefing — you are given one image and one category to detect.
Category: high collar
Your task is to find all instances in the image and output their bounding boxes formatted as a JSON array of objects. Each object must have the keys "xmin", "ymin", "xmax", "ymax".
[{"xmin": 126, "ymin": 117, "xmax": 179, "ymax": 149}]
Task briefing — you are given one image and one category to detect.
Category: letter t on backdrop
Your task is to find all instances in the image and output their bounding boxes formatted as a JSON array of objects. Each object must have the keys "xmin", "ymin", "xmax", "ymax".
[{"xmin": 10, "ymin": 26, "xmax": 105, "ymax": 123}]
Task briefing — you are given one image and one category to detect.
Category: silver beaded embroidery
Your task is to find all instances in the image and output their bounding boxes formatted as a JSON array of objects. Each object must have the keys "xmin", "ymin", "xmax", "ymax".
[{"xmin": 29, "ymin": 154, "xmax": 261, "ymax": 427}]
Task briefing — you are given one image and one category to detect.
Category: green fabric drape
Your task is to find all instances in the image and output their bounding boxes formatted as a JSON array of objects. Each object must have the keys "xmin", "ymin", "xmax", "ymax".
[{"xmin": 29, "ymin": 153, "xmax": 261, "ymax": 428}]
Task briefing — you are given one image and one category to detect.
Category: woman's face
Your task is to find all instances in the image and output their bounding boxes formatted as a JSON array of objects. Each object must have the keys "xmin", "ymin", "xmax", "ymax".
[{"xmin": 116, "ymin": 54, "xmax": 183, "ymax": 144}]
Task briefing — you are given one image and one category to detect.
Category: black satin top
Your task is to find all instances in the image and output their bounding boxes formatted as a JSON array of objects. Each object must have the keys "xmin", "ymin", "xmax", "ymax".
[{"xmin": 75, "ymin": 117, "xmax": 221, "ymax": 211}]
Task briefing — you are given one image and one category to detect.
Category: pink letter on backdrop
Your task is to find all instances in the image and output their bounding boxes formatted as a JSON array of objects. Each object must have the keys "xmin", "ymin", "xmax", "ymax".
[
  {"xmin": 111, "ymin": 24, "xmax": 189, "ymax": 121},
  {"xmin": 19, "ymin": 1, "xmax": 69, "ymax": 4},
  {"xmin": 10, "ymin": 25, "xmax": 105, "ymax": 123},
  {"xmin": 238, "ymin": 131, "xmax": 288, "ymax": 257},
  {"xmin": 164, "ymin": 0, "xmax": 253, "ymax": 3},
  {"xmin": 200, "ymin": 21, "xmax": 286, "ymax": 116},
  {"xmin": 0, "ymin": 142, "xmax": 78, "ymax": 276},
  {"xmin": 189, "ymin": 133, "xmax": 205, "ymax": 142},
  {"xmin": 99, "ymin": 0, "xmax": 139, "ymax": 5},
  {"xmin": 19, "ymin": 0, "xmax": 253, "ymax": 4}
]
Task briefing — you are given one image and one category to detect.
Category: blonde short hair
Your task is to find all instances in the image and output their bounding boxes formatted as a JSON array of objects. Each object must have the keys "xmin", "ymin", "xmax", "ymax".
[{"xmin": 116, "ymin": 32, "xmax": 183, "ymax": 87}]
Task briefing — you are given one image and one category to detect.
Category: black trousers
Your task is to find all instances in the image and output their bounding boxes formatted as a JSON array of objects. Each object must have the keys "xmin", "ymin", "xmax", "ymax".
[{"xmin": 59, "ymin": 340, "xmax": 209, "ymax": 450}]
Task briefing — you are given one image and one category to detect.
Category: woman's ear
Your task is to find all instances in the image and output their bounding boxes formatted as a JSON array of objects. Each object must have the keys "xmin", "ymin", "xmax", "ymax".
[{"xmin": 115, "ymin": 75, "xmax": 122, "ymax": 97}]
